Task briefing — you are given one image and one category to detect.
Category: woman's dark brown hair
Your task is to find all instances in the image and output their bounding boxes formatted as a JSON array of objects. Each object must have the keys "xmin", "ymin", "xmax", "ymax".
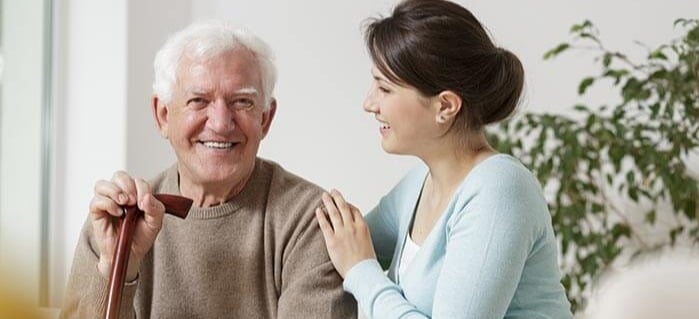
[{"xmin": 365, "ymin": 0, "xmax": 524, "ymax": 132}]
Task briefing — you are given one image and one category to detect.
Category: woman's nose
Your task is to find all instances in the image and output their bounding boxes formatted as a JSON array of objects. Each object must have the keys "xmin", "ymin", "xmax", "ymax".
[{"xmin": 363, "ymin": 90, "xmax": 379, "ymax": 114}]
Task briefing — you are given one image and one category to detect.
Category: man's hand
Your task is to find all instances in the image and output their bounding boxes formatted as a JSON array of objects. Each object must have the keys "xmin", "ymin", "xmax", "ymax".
[{"xmin": 89, "ymin": 171, "xmax": 165, "ymax": 281}]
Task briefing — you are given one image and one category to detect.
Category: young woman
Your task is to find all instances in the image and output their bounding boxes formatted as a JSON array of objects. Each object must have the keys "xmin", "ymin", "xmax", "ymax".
[{"xmin": 315, "ymin": 0, "xmax": 573, "ymax": 318}]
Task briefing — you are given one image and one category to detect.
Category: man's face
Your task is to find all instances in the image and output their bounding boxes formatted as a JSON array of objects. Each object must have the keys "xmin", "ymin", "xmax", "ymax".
[{"xmin": 154, "ymin": 48, "xmax": 275, "ymax": 190}]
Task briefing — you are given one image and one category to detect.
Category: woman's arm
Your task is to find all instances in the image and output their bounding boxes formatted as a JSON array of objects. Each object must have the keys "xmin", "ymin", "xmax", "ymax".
[
  {"xmin": 317, "ymin": 180, "xmax": 547, "ymax": 318},
  {"xmin": 429, "ymin": 185, "xmax": 539, "ymax": 318},
  {"xmin": 316, "ymin": 190, "xmax": 431, "ymax": 318},
  {"xmin": 363, "ymin": 196, "xmax": 399, "ymax": 269}
]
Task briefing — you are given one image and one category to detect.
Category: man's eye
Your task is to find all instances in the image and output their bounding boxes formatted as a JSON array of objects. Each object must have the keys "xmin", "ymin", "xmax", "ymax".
[
  {"xmin": 187, "ymin": 97, "xmax": 208, "ymax": 108},
  {"xmin": 232, "ymin": 98, "xmax": 254, "ymax": 110}
]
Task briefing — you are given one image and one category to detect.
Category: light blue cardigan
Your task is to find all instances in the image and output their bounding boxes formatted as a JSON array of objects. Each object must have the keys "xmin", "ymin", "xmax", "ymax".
[{"xmin": 343, "ymin": 154, "xmax": 573, "ymax": 318}]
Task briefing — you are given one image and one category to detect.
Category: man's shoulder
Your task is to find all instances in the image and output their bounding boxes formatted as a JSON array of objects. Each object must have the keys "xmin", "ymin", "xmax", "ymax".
[
  {"xmin": 258, "ymin": 159, "xmax": 324, "ymax": 224},
  {"xmin": 148, "ymin": 163, "xmax": 179, "ymax": 194},
  {"xmin": 258, "ymin": 159, "xmax": 324, "ymax": 201}
]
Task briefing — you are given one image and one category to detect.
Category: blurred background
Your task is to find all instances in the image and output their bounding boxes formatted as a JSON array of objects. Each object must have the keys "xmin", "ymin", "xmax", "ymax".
[{"xmin": 0, "ymin": 0, "xmax": 697, "ymax": 317}]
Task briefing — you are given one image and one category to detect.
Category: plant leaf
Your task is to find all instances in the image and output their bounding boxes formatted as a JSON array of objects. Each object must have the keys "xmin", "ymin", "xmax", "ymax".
[{"xmin": 544, "ymin": 43, "xmax": 570, "ymax": 60}]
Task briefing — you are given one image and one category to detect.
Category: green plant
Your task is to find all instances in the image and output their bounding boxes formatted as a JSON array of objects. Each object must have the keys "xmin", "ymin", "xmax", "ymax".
[{"xmin": 490, "ymin": 19, "xmax": 699, "ymax": 312}]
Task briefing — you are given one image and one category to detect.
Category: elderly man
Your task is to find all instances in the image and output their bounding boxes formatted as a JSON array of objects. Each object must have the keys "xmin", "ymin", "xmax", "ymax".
[{"xmin": 60, "ymin": 21, "xmax": 356, "ymax": 318}]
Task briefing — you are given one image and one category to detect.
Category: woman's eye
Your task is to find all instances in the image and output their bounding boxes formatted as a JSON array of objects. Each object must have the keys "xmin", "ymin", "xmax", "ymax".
[{"xmin": 379, "ymin": 86, "xmax": 391, "ymax": 94}]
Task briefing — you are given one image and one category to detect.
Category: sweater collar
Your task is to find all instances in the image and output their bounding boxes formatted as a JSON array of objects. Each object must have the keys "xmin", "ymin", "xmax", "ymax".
[{"xmin": 160, "ymin": 158, "xmax": 270, "ymax": 220}]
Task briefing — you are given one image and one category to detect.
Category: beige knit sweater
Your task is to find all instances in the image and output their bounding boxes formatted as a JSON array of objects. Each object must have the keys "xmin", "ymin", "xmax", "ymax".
[{"xmin": 60, "ymin": 158, "xmax": 357, "ymax": 318}]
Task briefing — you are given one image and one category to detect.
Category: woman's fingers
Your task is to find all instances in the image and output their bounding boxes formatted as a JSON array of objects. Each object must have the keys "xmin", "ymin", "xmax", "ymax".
[
  {"xmin": 351, "ymin": 206, "xmax": 363, "ymax": 224},
  {"xmin": 322, "ymin": 192, "xmax": 343, "ymax": 228},
  {"xmin": 330, "ymin": 189, "xmax": 354, "ymax": 225},
  {"xmin": 315, "ymin": 208, "xmax": 334, "ymax": 241},
  {"xmin": 315, "ymin": 192, "xmax": 376, "ymax": 278}
]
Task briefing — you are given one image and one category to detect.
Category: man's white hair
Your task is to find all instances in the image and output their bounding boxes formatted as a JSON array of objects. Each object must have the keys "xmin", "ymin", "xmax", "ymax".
[
  {"xmin": 582, "ymin": 247, "xmax": 699, "ymax": 319},
  {"xmin": 152, "ymin": 21, "xmax": 277, "ymax": 108}
]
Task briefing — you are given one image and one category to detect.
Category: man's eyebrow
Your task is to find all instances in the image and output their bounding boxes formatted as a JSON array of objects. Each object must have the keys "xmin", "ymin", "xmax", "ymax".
[
  {"xmin": 185, "ymin": 87, "xmax": 259, "ymax": 96},
  {"xmin": 186, "ymin": 88, "xmax": 208, "ymax": 95},
  {"xmin": 233, "ymin": 87, "xmax": 259, "ymax": 95}
]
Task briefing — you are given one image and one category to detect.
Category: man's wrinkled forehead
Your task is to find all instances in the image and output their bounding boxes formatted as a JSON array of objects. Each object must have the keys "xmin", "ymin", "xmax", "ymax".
[
  {"xmin": 184, "ymin": 86, "xmax": 259, "ymax": 97},
  {"xmin": 176, "ymin": 50, "xmax": 263, "ymax": 93}
]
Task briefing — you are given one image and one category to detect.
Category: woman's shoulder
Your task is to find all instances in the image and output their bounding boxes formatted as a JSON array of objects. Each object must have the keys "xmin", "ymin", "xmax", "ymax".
[
  {"xmin": 382, "ymin": 164, "xmax": 428, "ymax": 199},
  {"xmin": 374, "ymin": 165, "xmax": 427, "ymax": 215},
  {"xmin": 462, "ymin": 153, "xmax": 542, "ymax": 195},
  {"xmin": 451, "ymin": 154, "xmax": 550, "ymax": 224}
]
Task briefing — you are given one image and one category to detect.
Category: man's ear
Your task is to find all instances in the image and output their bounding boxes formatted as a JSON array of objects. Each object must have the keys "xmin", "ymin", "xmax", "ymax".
[
  {"xmin": 152, "ymin": 96, "xmax": 169, "ymax": 138},
  {"xmin": 261, "ymin": 98, "xmax": 277, "ymax": 139},
  {"xmin": 435, "ymin": 90, "xmax": 462, "ymax": 124}
]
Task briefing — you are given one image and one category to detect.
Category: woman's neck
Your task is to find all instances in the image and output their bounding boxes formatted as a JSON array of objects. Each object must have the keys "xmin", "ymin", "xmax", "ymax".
[{"xmin": 420, "ymin": 131, "xmax": 495, "ymax": 198}]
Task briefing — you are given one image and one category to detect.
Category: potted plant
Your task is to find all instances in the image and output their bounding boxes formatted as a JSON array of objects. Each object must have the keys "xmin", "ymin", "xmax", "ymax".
[{"xmin": 491, "ymin": 19, "xmax": 699, "ymax": 312}]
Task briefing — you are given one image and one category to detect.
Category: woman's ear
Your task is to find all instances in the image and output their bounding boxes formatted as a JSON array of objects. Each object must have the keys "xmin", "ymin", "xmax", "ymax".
[
  {"xmin": 435, "ymin": 90, "xmax": 462, "ymax": 124},
  {"xmin": 152, "ymin": 96, "xmax": 169, "ymax": 138}
]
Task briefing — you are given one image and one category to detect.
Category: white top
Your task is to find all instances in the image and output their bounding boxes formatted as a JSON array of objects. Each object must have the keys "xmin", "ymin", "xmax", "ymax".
[{"xmin": 398, "ymin": 233, "xmax": 421, "ymax": 278}]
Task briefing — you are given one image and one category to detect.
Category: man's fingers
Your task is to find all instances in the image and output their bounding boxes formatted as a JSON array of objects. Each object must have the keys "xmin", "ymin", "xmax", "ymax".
[
  {"xmin": 135, "ymin": 179, "xmax": 164, "ymax": 228},
  {"xmin": 134, "ymin": 178, "xmax": 152, "ymax": 208},
  {"xmin": 111, "ymin": 171, "xmax": 137, "ymax": 206},
  {"xmin": 140, "ymin": 193, "xmax": 165, "ymax": 230},
  {"xmin": 94, "ymin": 180, "xmax": 130, "ymax": 206},
  {"xmin": 90, "ymin": 194, "xmax": 124, "ymax": 218}
]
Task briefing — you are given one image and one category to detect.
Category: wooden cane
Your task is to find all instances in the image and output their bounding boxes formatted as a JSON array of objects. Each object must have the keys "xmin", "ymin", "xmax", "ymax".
[{"xmin": 104, "ymin": 194, "xmax": 193, "ymax": 319}]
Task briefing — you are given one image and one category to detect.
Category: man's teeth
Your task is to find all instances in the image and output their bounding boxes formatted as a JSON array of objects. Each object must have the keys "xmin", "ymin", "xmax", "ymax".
[{"xmin": 202, "ymin": 141, "xmax": 235, "ymax": 149}]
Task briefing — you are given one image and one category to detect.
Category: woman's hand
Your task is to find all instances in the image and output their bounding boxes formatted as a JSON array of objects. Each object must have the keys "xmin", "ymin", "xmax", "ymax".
[{"xmin": 315, "ymin": 189, "xmax": 377, "ymax": 278}]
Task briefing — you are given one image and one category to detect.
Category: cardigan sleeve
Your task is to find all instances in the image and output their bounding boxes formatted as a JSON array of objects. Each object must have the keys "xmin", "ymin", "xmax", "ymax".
[
  {"xmin": 429, "ymin": 177, "xmax": 541, "ymax": 318},
  {"xmin": 364, "ymin": 197, "xmax": 400, "ymax": 269},
  {"xmin": 365, "ymin": 166, "xmax": 426, "ymax": 269}
]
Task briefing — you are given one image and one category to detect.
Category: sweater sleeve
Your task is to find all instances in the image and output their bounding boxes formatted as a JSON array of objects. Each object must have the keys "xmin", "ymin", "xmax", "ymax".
[
  {"xmin": 344, "ymin": 167, "xmax": 544, "ymax": 319},
  {"xmin": 276, "ymin": 202, "xmax": 357, "ymax": 318},
  {"xmin": 59, "ymin": 219, "xmax": 139, "ymax": 319}
]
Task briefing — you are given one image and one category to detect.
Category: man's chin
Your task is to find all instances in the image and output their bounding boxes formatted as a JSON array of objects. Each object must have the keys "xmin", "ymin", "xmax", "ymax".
[{"xmin": 200, "ymin": 162, "xmax": 253, "ymax": 183}]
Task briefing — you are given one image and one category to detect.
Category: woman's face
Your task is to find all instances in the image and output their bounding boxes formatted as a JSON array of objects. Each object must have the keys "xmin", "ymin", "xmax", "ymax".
[{"xmin": 363, "ymin": 67, "xmax": 440, "ymax": 156}]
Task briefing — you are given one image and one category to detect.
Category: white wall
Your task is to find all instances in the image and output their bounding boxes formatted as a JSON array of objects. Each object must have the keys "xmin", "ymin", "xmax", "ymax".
[
  {"xmin": 51, "ymin": 0, "xmax": 191, "ymax": 307},
  {"xmin": 52, "ymin": 0, "xmax": 128, "ymax": 307},
  {"xmin": 125, "ymin": 0, "xmax": 189, "ymax": 178},
  {"xmin": 0, "ymin": 0, "xmax": 46, "ymax": 305},
  {"xmin": 188, "ymin": 0, "xmax": 699, "ymax": 212},
  {"xmin": 48, "ymin": 0, "xmax": 699, "ymax": 309},
  {"xmin": 191, "ymin": 0, "xmax": 418, "ymax": 212}
]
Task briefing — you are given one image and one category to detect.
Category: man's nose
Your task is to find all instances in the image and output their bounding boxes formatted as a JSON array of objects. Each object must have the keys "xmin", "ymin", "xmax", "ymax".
[{"xmin": 207, "ymin": 99, "xmax": 236, "ymax": 133}]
